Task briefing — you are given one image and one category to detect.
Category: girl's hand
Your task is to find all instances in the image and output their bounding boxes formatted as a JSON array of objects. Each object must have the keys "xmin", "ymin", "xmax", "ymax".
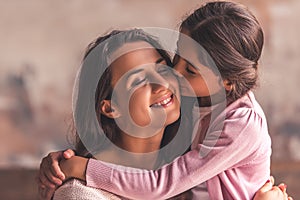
[
  {"xmin": 253, "ymin": 177, "xmax": 293, "ymax": 200},
  {"xmin": 37, "ymin": 149, "xmax": 75, "ymax": 200}
]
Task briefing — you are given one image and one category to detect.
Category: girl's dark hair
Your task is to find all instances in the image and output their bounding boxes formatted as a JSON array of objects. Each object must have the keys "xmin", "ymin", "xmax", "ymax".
[
  {"xmin": 73, "ymin": 29, "xmax": 174, "ymax": 156},
  {"xmin": 181, "ymin": 1, "xmax": 264, "ymax": 101}
]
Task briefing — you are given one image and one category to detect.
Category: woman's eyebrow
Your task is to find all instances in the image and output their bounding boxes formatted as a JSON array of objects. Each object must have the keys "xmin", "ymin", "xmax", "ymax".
[
  {"xmin": 126, "ymin": 68, "xmax": 144, "ymax": 78},
  {"xmin": 127, "ymin": 58, "xmax": 165, "ymax": 78}
]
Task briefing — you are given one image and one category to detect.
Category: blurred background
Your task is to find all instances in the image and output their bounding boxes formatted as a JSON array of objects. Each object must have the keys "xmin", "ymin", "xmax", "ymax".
[{"xmin": 0, "ymin": 0, "xmax": 299, "ymax": 199}]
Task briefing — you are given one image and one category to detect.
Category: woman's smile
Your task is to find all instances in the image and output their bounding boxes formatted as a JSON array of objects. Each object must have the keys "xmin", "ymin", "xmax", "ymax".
[{"xmin": 150, "ymin": 93, "xmax": 174, "ymax": 108}]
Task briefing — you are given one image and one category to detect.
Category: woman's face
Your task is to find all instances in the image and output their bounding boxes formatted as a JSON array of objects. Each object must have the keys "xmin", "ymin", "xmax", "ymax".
[
  {"xmin": 109, "ymin": 41, "xmax": 180, "ymax": 134},
  {"xmin": 172, "ymin": 29, "xmax": 224, "ymax": 97}
]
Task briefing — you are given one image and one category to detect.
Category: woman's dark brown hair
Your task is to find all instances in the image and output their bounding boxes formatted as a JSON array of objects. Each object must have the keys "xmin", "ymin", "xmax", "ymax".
[
  {"xmin": 72, "ymin": 29, "xmax": 175, "ymax": 157},
  {"xmin": 181, "ymin": 1, "xmax": 264, "ymax": 101}
]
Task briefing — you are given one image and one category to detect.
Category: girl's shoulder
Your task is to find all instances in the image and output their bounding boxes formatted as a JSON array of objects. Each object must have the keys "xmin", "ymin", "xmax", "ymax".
[{"xmin": 226, "ymin": 91, "xmax": 265, "ymax": 119}]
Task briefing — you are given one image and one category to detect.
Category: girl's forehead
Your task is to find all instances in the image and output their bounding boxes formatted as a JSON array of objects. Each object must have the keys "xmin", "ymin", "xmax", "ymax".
[{"xmin": 177, "ymin": 34, "xmax": 200, "ymax": 64}]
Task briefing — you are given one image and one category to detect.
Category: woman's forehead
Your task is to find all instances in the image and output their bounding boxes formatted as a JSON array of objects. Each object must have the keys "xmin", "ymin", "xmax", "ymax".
[
  {"xmin": 108, "ymin": 41, "xmax": 155, "ymax": 63},
  {"xmin": 109, "ymin": 43, "xmax": 162, "ymax": 86}
]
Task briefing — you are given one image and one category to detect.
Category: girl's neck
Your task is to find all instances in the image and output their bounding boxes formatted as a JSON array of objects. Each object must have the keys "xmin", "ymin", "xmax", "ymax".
[{"xmin": 196, "ymin": 91, "xmax": 226, "ymax": 107}]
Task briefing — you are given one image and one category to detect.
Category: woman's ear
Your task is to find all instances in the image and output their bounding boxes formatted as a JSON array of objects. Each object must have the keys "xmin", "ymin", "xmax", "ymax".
[
  {"xmin": 223, "ymin": 79, "xmax": 233, "ymax": 92},
  {"xmin": 100, "ymin": 100, "xmax": 121, "ymax": 118}
]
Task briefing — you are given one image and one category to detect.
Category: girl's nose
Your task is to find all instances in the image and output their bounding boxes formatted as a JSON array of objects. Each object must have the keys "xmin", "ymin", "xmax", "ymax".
[
  {"xmin": 173, "ymin": 66, "xmax": 184, "ymax": 79},
  {"xmin": 172, "ymin": 57, "xmax": 185, "ymax": 78}
]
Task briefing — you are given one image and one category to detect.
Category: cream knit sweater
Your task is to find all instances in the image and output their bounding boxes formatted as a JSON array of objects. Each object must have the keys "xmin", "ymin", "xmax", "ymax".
[{"xmin": 53, "ymin": 179, "xmax": 123, "ymax": 200}]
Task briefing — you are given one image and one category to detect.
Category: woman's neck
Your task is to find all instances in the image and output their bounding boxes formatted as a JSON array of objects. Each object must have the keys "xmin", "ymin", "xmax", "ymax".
[{"xmin": 96, "ymin": 128, "xmax": 165, "ymax": 169}]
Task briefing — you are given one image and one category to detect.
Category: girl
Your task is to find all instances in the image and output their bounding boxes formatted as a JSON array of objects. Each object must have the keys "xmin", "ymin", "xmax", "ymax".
[{"xmin": 38, "ymin": 1, "xmax": 292, "ymax": 200}]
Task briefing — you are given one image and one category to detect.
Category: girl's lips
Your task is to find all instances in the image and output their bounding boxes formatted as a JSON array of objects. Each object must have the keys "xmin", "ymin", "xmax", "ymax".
[{"xmin": 150, "ymin": 94, "xmax": 174, "ymax": 108}]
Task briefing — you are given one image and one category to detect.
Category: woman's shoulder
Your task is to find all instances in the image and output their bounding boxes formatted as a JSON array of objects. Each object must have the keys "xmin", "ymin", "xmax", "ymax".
[{"xmin": 53, "ymin": 178, "xmax": 122, "ymax": 200}]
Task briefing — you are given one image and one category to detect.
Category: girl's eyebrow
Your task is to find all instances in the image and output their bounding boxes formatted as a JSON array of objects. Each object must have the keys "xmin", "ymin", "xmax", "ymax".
[
  {"xmin": 155, "ymin": 57, "xmax": 165, "ymax": 64},
  {"xmin": 186, "ymin": 60, "xmax": 197, "ymax": 70}
]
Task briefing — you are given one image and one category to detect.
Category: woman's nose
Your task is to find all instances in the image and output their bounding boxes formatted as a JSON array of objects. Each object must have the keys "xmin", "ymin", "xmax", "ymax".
[{"xmin": 150, "ymin": 73, "xmax": 169, "ymax": 93}]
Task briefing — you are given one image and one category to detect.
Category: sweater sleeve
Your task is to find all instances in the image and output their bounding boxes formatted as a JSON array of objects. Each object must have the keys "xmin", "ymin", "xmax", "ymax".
[{"xmin": 86, "ymin": 108, "xmax": 270, "ymax": 199}]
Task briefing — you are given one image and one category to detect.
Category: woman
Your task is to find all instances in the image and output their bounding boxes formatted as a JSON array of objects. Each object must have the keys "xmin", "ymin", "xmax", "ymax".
[{"xmin": 50, "ymin": 28, "xmax": 192, "ymax": 199}]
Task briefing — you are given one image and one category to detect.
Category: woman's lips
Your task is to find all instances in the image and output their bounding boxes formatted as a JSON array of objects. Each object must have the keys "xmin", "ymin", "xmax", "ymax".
[{"xmin": 150, "ymin": 94, "xmax": 174, "ymax": 108}]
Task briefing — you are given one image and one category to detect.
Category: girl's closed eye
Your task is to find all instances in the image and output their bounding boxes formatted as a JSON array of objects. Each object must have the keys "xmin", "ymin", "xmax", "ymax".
[{"xmin": 185, "ymin": 65, "xmax": 197, "ymax": 75}]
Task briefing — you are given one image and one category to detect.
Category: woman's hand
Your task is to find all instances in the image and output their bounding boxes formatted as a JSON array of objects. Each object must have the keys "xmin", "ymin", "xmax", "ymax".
[
  {"xmin": 253, "ymin": 177, "xmax": 293, "ymax": 200},
  {"xmin": 37, "ymin": 149, "xmax": 75, "ymax": 200}
]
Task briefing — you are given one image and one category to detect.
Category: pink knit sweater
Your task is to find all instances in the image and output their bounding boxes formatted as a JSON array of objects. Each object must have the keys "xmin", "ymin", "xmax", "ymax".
[{"xmin": 85, "ymin": 92, "xmax": 271, "ymax": 199}]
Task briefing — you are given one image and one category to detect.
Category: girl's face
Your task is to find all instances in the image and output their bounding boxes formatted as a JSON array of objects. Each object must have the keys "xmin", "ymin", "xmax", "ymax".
[
  {"xmin": 172, "ymin": 30, "xmax": 224, "ymax": 97},
  {"xmin": 109, "ymin": 41, "xmax": 180, "ymax": 134}
]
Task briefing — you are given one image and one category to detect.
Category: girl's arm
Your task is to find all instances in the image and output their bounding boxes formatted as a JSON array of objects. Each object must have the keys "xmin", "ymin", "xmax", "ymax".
[
  {"xmin": 38, "ymin": 108, "xmax": 268, "ymax": 199},
  {"xmin": 39, "ymin": 152, "xmax": 293, "ymax": 200},
  {"xmin": 59, "ymin": 156, "xmax": 88, "ymax": 181},
  {"xmin": 84, "ymin": 108, "xmax": 271, "ymax": 199}
]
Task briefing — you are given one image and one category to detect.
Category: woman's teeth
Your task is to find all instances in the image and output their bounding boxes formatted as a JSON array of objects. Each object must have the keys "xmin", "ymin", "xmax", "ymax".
[{"xmin": 152, "ymin": 95, "xmax": 173, "ymax": 107}]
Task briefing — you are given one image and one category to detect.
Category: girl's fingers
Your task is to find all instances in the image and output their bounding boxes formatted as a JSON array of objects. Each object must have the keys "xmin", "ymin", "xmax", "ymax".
[
  {"xmin": 270, "ymin": 176, "xmax": 275, "ymax": 185},
  {"xmin": 48, "ymin": 158, "xmax": 65, "ymax": 181},
  {"xmin": 44, "ymin": 168, "xmax": 63, "ymax": 185},
  {"xmin": 46, "ymin": 152, "xmax": 65, "ymax": 180},
  {"xmin": 38, "ymin": 184, "xmax": 44, "ymax": 200},
  {"xmin": 37, "ymin": 177, "xmax": 55, "ymax": 200},
  {"xmin": 41, "ymin": 187, "xmax": 47, "ymax": 199},
  {"xmin": 278, "ymin": 183, "xmax": 287, "ymax": 193},
  {"xmin": 63, "ymin": 149, "xmax": 76, "ymax": 159},
  {"xmin": 258, "ymin": 179, "xmax": 273, "ymax": 193},
  {"xmin": 37, "ymin": 177, "xmax": 51, "ymax": 200},
  {"xmin": 38, "ymin": 169, "xmax": 56, "ymax": 188},
  {"xmin": 44, "ymin": 187, "xmax": 56, "ymax": 200}
]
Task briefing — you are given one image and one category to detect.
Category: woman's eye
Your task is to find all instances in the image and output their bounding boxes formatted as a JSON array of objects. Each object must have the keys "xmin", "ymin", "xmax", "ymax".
[
  {"xmin": 157, "ymin": 67, "xmax": 170, "ymax": 75},
  {"xmin": 131, "ymin": 78, "xmax": 146, "ymax": 87}
]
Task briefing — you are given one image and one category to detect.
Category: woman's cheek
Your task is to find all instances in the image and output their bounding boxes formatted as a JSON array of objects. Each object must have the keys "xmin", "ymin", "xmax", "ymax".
[{"xmin": 128, "ymin": 90, "xmax": 151, "ymax": 127}]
